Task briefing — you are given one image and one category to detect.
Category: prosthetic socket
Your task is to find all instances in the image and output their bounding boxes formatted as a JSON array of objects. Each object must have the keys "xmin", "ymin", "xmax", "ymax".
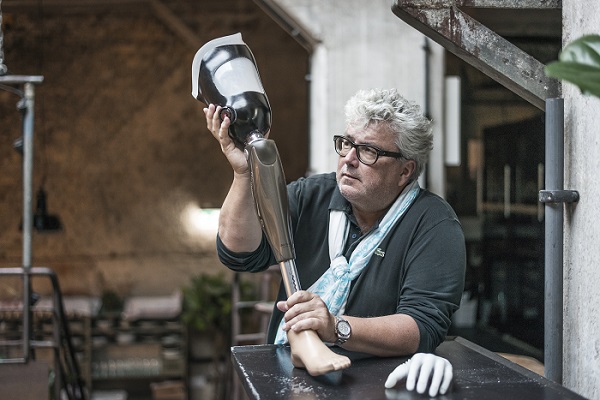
[{"xmin": 192, "ymin": 33, "xmax": 301, "ymax": 296}]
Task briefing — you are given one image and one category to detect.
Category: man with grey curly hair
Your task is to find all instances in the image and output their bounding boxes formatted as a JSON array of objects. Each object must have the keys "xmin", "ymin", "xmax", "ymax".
[
  {"xmin": 206, "ymin": 87, "xmax": 465, "ymax": 362},
  {"xmin": 343, "ymin": 88, "xmax": 433, "ymax": 180}
]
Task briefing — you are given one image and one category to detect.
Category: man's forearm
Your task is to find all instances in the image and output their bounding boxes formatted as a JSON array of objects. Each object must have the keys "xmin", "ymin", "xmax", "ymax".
[
  {"xmin": 342, "ymin": 314, "xmax": 420, "ymax": 357},
  {"xmin": 218, "ymin": 172, "xmax": 263, "ymax": 252}
]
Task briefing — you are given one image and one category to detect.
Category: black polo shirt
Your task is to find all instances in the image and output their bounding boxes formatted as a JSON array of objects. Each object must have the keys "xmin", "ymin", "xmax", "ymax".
[{"xmin": 217, "ymin": 172, "xmax": 466, "ymax": 352}]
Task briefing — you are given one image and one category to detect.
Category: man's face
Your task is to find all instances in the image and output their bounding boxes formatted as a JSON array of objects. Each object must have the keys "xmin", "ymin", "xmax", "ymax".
[{"xmin": 336, "ymin": 124, "xmax": 413, "ymax": 214}]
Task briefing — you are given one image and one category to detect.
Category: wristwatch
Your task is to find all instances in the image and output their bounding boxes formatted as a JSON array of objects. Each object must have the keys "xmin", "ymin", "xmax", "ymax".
[{"xmin": 334, "ymin": 316, "xmax": 352, "ymax": 345}]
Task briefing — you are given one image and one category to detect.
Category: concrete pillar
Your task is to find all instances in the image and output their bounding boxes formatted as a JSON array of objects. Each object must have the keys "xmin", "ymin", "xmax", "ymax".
[{"xmin": 562, "ymin": 0, "xmax": 600, "ymax": 398}]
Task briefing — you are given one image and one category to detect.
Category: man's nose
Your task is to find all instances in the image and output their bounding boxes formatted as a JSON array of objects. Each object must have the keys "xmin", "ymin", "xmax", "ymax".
[{"xmin": 344, "ymin": 147, "xmax": 361, "ymax": 166}]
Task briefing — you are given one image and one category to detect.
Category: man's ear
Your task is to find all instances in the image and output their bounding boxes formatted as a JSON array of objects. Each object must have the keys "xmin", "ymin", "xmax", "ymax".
[{"xmin": 398, "ymin": 160, "xmax": 417, "ymax": 186}]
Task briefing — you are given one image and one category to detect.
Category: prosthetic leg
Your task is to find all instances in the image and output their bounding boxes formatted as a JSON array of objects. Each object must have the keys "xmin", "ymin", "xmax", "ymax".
[{"xmin": 192, "ymin": 33, "xmax": 350, "ymax": 376}]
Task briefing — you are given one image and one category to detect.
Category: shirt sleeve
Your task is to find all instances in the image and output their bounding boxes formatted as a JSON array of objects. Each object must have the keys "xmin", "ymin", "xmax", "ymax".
[
  {"xmin": 397, "ymin": 217, "xmax": 466, "ymax": 353},
  {"xmin": 216, "ymin": 233, "xmax": 276, "ymax": 273}
]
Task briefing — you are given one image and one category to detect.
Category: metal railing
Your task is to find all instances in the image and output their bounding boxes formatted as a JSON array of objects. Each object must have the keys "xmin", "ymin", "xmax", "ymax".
[
  {"xmin": 0, "ymin": 74, "xmax": 87, "ymax": 398},
  {"xmin": 0, "ymin": 267, "xmax": 87, "ymax": 399}
]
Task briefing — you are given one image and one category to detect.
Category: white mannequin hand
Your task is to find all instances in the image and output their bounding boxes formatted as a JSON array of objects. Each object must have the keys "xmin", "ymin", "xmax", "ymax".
[{"xmin": 384, "ymin": 353, "xmax": 453, "ymax": 397}]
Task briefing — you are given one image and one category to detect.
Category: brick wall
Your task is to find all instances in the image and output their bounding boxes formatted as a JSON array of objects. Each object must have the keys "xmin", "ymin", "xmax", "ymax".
[{"xmin": 0, "ymin": 1, "xmax": 309, "ymax": 297}]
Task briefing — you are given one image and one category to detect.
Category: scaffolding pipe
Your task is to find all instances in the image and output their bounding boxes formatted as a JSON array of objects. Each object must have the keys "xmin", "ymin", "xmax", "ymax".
[
  {"xmin": 22, "ymin": 83, "xmax": 35, "ymax": 269},
  {"xmin": 21, "ymin": 81, "xmax": 36, "ymax": 361},
  {"xmin": 544, "ymin": 97, "xmax": 564, "ymax": 384},
  {"xmin": 0, "ymin": 74, "xmax": 44, "ymax": 361}
]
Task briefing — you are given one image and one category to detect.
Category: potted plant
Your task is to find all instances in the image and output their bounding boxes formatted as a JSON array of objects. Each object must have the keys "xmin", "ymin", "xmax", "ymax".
[
  {"xmin": 182, "ymin": 272, "xmax": 257, "ymax": 399},
  {"xmin": 182, "ymin": 272, "xmax": 233, "ymax": 357}
]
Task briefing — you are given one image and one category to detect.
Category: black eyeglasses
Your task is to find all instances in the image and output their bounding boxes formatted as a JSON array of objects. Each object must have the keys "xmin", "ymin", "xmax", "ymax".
[{"xmin": 333, "ymin": 135, "xmax": 404, "ymax": 165}]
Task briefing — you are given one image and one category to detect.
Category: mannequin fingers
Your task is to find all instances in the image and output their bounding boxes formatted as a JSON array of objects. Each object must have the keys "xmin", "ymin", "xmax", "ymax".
[
  {"xmin": 384, "ymin": 360, "xmax": 411, "ymax": 389},
  {"xmin": 439, "ymin": 361, "xmax": 453, "ymax": 395},
  {"xmin": 427, "ymin": 358, "xmax": 447, "ymax": 397},
  {"xmin": 405, "ymin": 353, "xmax": 425, "ymax": 392},
  {"xmin": 405, "ymin": 354, "xmax": 426, "ymax": 391},
  {"xmin": 414, "ymin": 355, "xmax": 435, "ymax": 394},
  {"xmin": 385, "ymin": 354, "xmax": 453, "ymax": 397}
]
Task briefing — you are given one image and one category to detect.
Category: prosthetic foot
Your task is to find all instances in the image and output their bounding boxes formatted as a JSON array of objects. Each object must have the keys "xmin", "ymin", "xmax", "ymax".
[{"xmin": 288, "ymin": 330, "xmax": 351, "ymax": 376}]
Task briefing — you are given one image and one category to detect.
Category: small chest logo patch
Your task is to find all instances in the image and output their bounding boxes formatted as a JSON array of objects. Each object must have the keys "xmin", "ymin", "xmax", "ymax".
[{"xmin": 374, "ymin": 248, "xmax": 385, "ymax": 257}]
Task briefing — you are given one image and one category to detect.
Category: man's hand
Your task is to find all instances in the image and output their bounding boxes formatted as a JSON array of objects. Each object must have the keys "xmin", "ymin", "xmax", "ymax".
[
  {"xmin": 385, "ymin": 353, "xmax": 453, "ymax": 397},
  {"xmin": 277, "ymin": 291, "xmax": 337, "ymax": 343},
  {"xmin": 203, "ymin": 104, "xmax": 249, "ymax": 175}
]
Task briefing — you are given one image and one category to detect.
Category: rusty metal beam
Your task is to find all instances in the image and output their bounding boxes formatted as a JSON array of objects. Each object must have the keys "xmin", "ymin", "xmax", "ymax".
[
  {"xmin": 391, "ymin": 0, "xmax": 561, "ymax": 110},
  {"xmin": 401, "ymin": 0, "xmax": 561, "ymax": 8},
  {"xmin": 458, "ymin": 0, "xmax": 561, "ymax": 8}
]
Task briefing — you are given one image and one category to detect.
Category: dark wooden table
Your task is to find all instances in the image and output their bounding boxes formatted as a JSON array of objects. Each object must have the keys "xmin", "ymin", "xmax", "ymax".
[{"xmin": 231, "ymin": 336, "xmax": 587, "ymax": 399}]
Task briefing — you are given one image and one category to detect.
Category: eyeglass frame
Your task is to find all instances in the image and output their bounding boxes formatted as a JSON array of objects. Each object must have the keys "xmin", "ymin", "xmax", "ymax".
[{"xmin": 333, "ymin": 135, "xmax": 405, "ymax": 165}]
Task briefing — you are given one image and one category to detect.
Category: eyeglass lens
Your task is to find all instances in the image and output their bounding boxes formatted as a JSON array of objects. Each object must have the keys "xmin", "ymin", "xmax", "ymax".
[{"xmin": 334, "ymin": 136, "xmax": 379, "ymax": 164}]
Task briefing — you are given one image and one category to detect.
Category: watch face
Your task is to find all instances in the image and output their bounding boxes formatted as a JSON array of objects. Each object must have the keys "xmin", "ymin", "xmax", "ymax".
[{"xmin": 338, "ymin": 320, "xmax": 351, "ymax": 336}]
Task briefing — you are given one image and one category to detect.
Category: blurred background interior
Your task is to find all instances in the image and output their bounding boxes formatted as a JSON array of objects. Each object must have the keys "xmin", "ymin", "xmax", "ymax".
[{"xmin": 0, "ymin": 0, "xmax": 560, "ymax": 399}]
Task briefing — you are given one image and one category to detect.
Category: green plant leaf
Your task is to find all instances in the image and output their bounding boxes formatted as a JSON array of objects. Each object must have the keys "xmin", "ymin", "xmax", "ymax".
[
  {"xmin": 558, "ymin": 34, "xmax": 600, "ymax": 66},
  {"xmin": 545, "ymin": 34, "xmax": 600, "ymax": 98},
  {"xmin": 181, "ymin": 273, "xmax": 233, "ymax": 334},
  {"xmin": 546, "ymin": 62, "xmax": 600, "ymax": 98}
]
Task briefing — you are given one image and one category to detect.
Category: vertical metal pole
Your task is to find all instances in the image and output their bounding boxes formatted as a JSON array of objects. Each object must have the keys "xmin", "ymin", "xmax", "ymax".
[
  {"xmin": 544, "ymin": 97, "xmax": 564, "ymax": 384},
  {"xmin": 23, "ymin": 83, "xmax": 34, "ymax": 269},
  {"xmin": 422, "ymin": 38, "xmax": 430, "ymax": 189},
  {"xmin": 423, "ymin": 37, "xmax": 431, "ymax": 120},
  {"xmin": 22, "ymin": 82, "xmax": 35, "ymax": 361},
  {"xmin": 52, "ymin": 287, "xmax": 62, "ymax": 400}
]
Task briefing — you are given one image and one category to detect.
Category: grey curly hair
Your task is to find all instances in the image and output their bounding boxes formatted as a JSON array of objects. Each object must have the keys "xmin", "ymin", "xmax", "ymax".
[{"xmin": 344, "ymin": 88, "xmax": 433, "ymax": 179}]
